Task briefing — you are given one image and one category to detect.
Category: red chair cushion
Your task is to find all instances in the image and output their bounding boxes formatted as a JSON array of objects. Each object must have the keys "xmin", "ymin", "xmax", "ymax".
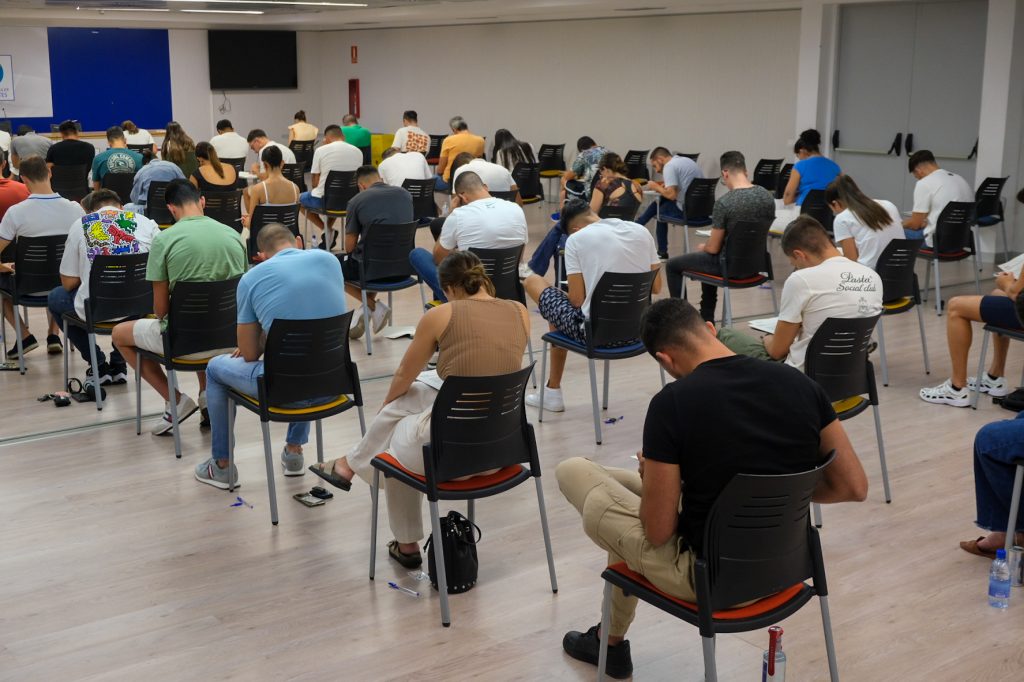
[
  {"xmin": 606, "ymin": 562, "xmax": 805, "ymax": 620},
  {"xmin": 374, "ymin": 452, "xmax": 524, "ymax": 491},
  {"xmin": 919, "ymin": 247, "xmax": 969, "ymax": 259},
  {"xmin": 685, "ymin": 271, "xmax": 767, "ymax": 286}
]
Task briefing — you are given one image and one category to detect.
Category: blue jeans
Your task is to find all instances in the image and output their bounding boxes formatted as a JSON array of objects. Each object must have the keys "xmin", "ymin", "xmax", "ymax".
[
  {"xmin": 636, "ymin": 197, "xmax": 685, "ymax": 254},
  {"xmin": 434, "ymin": 176, "xmax": 451, "ymax": 193},
  {"xmin": 527, "ymin": 225, "xmax": 568, "ymax": 277},
  {"xmin": 904, "ymin": 228, "xmax": 925, "ymax": 240},
  {"xmin": 206, "ymin": 354, "xmax": 317, "ymax": 463},
  {"xmin": 300, "ymin": 191, "xmax": 323, "ymax": 210},
  {"xmin": 409, "ymin": 247, "xmax": 445, "ymax": 302},
  {"xmin": 974, "ymin": 411, "xmax": 1024, "ymax": 533},
  {"xmin": 47, "ymin": 286, "xmax": 124, "ymax": 366}
]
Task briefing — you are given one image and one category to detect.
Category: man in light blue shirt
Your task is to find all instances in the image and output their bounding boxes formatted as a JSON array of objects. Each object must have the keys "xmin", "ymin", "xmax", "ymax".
[
  {"xmin": 635, "ymin": 148, "xmax": 702, "ymax": 259},
  {"xmin": 125, "ymin": 159, "xmax": 185, "ymax": 213},
  {"xmin": 195, "ymin": 224, "xmax": 348, "ymax": 489}
]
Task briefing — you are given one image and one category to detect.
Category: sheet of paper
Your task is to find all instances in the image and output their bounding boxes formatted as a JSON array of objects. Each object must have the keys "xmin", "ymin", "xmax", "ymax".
[
  {"xmin": 382, "ymin": 325, "xmax": 416, "ymax": 339},
  {"xmin": 998, "ymin": 253, "xmax": 1024, "ymax": 278},
  {"xmin": 695, "ymin": 229, "xmax": 712, "ymax": 238},
  {"xmin": 415, "ymin": 369, "xmax": 444, "ymax": 391},
  {"xmin": 748, "ymin": 317, "xmax": 779, "ymax": 335}
]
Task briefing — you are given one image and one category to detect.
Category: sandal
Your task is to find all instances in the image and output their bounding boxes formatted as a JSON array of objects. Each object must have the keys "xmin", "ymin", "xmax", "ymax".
[
  {"xmin": 307, "ymin": 458, "xmax": 352, "ymax": 491},
  {"xmin": 388, "ymin": 540, "xmax": 423, "ymax": 569},
  {"xmin": 959, "ymin": 536, "xmax": 998, "ymax": 559}
]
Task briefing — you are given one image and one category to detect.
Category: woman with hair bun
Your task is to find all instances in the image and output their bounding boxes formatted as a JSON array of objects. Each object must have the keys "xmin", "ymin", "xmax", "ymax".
[
  {"xmin": 287, "ymin": 110, "xmax": 318, "ymax": 144},
  {"xmin": 309, "ymin": 251, "xmax": 530, "ymax": 569},
  {"xmin": 590, "ymin": 152, "xmax": 643, "ymax": 215},
  {"xmin": 782, "ymin": 128, "xmax": 841, "ymax": 206}
]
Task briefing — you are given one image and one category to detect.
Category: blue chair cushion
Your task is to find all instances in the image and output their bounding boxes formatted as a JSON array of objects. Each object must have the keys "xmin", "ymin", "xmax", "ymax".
[
  {"xmin": 15, "ymin": 294, "xmax": 49, "ymax": 307},
  {"xmin": 686, "ymin": 217, "xmax": 713, "ymax": 228},
  {"xmin": 542, "ymin": 331, "xmax": 647, "ymax": 358},
  {"xmin": 359, "ymin": 277, "xmax": 418, "ymax": 292},
  {"xmin": 976, "ymin": 215, "xmax": 1002, "ymax": 227}
]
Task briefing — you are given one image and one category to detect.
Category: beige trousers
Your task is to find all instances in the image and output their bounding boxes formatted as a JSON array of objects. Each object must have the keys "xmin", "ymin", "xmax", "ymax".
[{"xmin": 556, "ymin": 457, "xmax": 696, "ymax": 636}]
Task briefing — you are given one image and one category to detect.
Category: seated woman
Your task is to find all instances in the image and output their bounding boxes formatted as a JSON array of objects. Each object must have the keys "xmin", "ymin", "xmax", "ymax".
[
  {"xmin": 491, "ymin": 128, "xmax": 536, "ymax": 172},
  {"xmin": 960, "ymin": 410, "xmax": 1024, "ymax": 558},
  {"xmin": 161, "ymin": 121, "xmax": 198, "ymax": 178},
  {"xmin": 242, "ymin": 145, "xmax": 299, "ymax": 228},
  {"xmin": 309, "ymin": 252, "xmax": 530, "ymax": 568},
  {"xmin": 782, "ymin": 128, "xmax": 841, "ymax": 206},
  {"xmin": 825, "ymin": 175, "xmax": 902, "ymax": 269},
  {"xmin": 590, "ymin": 152, "xmax": 642, "ymax": 218},
  {"xmin": 287, "ymin": 110, "xmax": 318, "ymax": 144},
  {"xmin": 189, "ymin": 142, "xmax": 238, "ymax": 193}
]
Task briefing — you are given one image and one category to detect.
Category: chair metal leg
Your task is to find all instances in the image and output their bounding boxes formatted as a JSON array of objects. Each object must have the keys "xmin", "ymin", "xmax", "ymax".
[
  {"xmin": 588, "ymin": 358, "xmax": 602, "ymax": 445},
  {"xmin": 62, "ymin": 318, "xmax": 69, "ymax": 390},
  {"xmin": 812, "ymin": 502, "xmax": 823, "ymax": 528},
  {"xmin": 971, "ymin": 330, "xmax": 991, "ymax": 409},
  {"xmin": 357, "ymin": 404, "xmax": 367, "ymax": 436},
  {"xmin": 429, "ymin": 500, "xmax": 451, "ymax": 626},
  {"xmin": 877, "ymin": 317, "xmax": 889, "ymax": 387},
  {"xmin": 135, "ymin": 350, "xmax": 142, "ymax": 435},
  {"xmin": 916, "ymin": 303, "xmax": 930, "ymax": 375},
  {"xmin": 972, "ymin": 251, "xmax": 981, "ymax": 294},
  {"xmin": 168, "ymin": 369, "xmax": 183, "ymax": 459},
  {"xmin": 362, "ymin": 289, "xmax": 373, "ymax": 355},
  {"xmin": 1005, "ymin": 463, "xmax": 1024, "ymax": 555},
  {"xmin": 315, "ymin": 419, "xmax": 324, "ymax": 464},
  {"xmin": 922, "ymin": 260, "xmax": 932, "ymax": 302},
  {"xmin": 527, "ymin": 337, "xmax": 537, "ymax": 388},
  {"xmin": 769, "ymin": 281, "xmax": 779, "ymax": 314},
  {"xmin": 261, "ymin": 421, "xmax": 279, "ymax": 525},
  {"xmin": 659, "ymin": 366, "xmax": 667, "ymax": 387},
  {"xmin": 872, "ymin": 403, "xmax": 892, "ymax": 503},
  {"xmin": 933, "ymin": 259, "xmax": 942, "ymax": 316},
  {"xmin": 369, "ymin": 468, "xmax": 380, "ymax": 580},
  {"xmin": 87, "ymin": 332, "xmax": 103, "ymax": 411},
  {"xmin": 723, "ymin": 287, "xmax": 732, "ymax": 328},
  {"xmin": 13, "ymin": 307, "xmax": 25, "ymax": 375},
  {"xmin": 596, "ymin": 581, "xmax": 612, "ymax": 682},
  {"xmin": 819, "ymin": 595, "xmax": 840, "ymax": 682},
  {"xmin": 227, "ymin": 398, "xmax": 237, "ymax": 491},
  {"xmin": 534, "ymin": 476, "xmax": 558, "ymax": 593},
  {"xmin": 601, "ymin": 359, "xmax": 610, "ymax": 410},
  {"xmin": 683, "ymin": 225, "xmax": 690, "ymax": 254},
  {"xmin": 467, "ymin": 499, "xmax": 475, "ymax": 524},
  {"xmin": 1000, "ymin": 221, "xmax": 1011, "ymax": 264},
  {"xmin": 538, "ymin": 341, "xmax": 548, "ymax": 423},
  {"xmin": 418, "ymin": 281, "xmax": 426, "ymax": 309},
  {"xmin": 701, "ymin": 636, "xmax": 718, "ymax": 682}
]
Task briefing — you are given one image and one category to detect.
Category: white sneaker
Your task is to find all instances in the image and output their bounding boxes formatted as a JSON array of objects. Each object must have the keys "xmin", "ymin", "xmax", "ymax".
[
  {"xmin": 371, "ymin": 302, "xmax": 392, "ymax": 334},
  {"xmin": 919, "ymin": 380, "xmax": 970, "ymax": 408},
  {"xmin": 967, "ymin": 373, "xmax": 1009, "ymax": 398},
  {"xmin": 152, "ymin": 394, "xmax": 200, "ymax": 435},
  {"xmin": 525, "ymin": 386, "xmax": 565, "ymax": 412},
  {"xmin": 349, "ymin": 307, "xmax": 366, "ymax": 340},
  {"xmin": 518, "ymin": 263, "xmax": 535, "ymax": 280}
]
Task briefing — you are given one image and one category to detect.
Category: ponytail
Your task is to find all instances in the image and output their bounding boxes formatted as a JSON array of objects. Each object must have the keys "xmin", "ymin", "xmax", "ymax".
[
  {"xmin": 826, "ymin": 175, "xmax": 891, "ymax": 231},
  {"xmin": 438, "ymin": 251, "xmax": 496, "ymax": 297}
]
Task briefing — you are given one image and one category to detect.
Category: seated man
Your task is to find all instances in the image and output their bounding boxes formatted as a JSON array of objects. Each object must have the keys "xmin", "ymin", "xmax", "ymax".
[
  {"xmin": 9, "ymin": 125, "xmax": 52, "ymax": 177},
  {"xmin": 247, "ymin": 129, "xmax": 296, "ymax": 180},
  {"xmin": 635, "ymin": 148, "xmax": 702, "ymax": 259},
  {"xmin": 112, "ymin": 180, "xmax": 247, "ymax": 435},
  {"xmin": 902, "ymin": 150, "xmax": 972, "ymax": 244},
  {"xmin": 665, "ymin": 150, "xmax": 775, "ymax": 321},
  {"xmin": 434, "ymin": 116, "xmax": 485, "ymax": 192},
  {"xmin": 523, "ymin": 200, "xmax": 662, "ymax": 412},
  {"xmin": 717, "ymin": 216, "xmax": 883, "ymax": 372},
  {"xmin": 337, "ymin": 165, "xmax": 414, "ymax": 339},
  {"xmin": 209, "ymin": 119, "xmax": 250, "ymax": 161},
  {"xmin": 0, "ymin": 156, "xmax": 84, "ymax": 358},
  {"xmin": 48, "ymin": 189, "xmax": 159, "ymax": 385},
  {"xmin": 557, "ymin": 298, "xmax": 868, "ymax": 679},
  {"xmin": 45, "ymin": 120, "xmax": 95, "ymax": 176},
  {"xmin": 452, "ymin": 155, "xmax": 519, "ymax": 203},
  {"xmin": 91, "ymin": 126, "xmax": 143, "ymax": 191},
  {"xmin": 196, "ymin": 224, "xmax": 346, "ymax": 488},
  {"xmin": 920, "ymin": 283, "xmax": 1024, "ymax": 408},
  {"xmin": 410, "ymin": 171, "xmax": 527, "ymax": 304},
  {"xmin": 0, "ymin": 150, "xmax": 30, "ymax": 220},
  {"xmin": 124, "ymin": 158, "xmax": 185, "ymax": 215},
  {"xmin": 299, "ymin": 124, "xmax": 363, "ymax": 243},
  {"xmin": 378, "ymin": 146, "xmax": 432, "ymax": 189},
  {"xmin": 341, "ymin": 114, "xmax": 373, "ymax": 165},
  {"xmin": 392, "ymin": 110, "xmax": 429, "ymax": 154}
]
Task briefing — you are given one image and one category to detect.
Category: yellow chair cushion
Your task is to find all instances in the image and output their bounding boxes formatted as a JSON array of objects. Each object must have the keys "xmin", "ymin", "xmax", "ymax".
[
  {"xmin": 539, "ymin": 170, "xmax": 564, "ymax": 178},
  {"xmin": 236, "ymin": 392, "xmax": 350, "ymax": 415},
  {"xmin": 883, "ymin": 297, "xmax": 914, "ymax": 312},
  {"xmin": 832, "ymin": 396, "xmax": 866, "ymax": 414}
]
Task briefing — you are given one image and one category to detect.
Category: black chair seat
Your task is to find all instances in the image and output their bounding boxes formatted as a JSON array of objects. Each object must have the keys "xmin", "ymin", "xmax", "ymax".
[
  {"xmin": 917, "ymin": 246, "xmax": 971, "ymax": 261},
  {"xmin": 14, "ymin": 293, "xmax": 49, "ymax": 306},
  {"xmin": 136, "ymin": 347, "xmax": 221, "ymax": 371},
  {"xmin": 351, "ymin": 275, "xmax": 418, "ymax": 293},
  {"xmin": 372, "ymin": 452, "xmax": 532, "ymax": 501},
  {"xmin": 61, "ymin": 311, "xmax": 120, "ymax": 332},
  {"xmin": 976, "ymin": 215, "xmax": 1002, "ymax": 227},
  {"xmin": 227, "ymin": 388, "xmax": 355, "ymax": 423},
  {"xmin": 982, "ymin": 323, "xmax": 1024, "ymax": 341},
  {"xmin": 541, "ymin": 331, "xmax": 646, "ymax": 361},
  {"xmin": 682, "ymin": 270, "xmax": 768, "ymax": 289}
]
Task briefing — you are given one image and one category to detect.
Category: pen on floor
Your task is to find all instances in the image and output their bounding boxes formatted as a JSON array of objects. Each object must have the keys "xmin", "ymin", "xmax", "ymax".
[{"xmin": 388, "ymin": 582, "xmax": 420, "ymax": 597}]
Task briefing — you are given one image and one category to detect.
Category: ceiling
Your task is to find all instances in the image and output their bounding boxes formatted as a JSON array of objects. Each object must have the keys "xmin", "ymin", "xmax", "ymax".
[{"xmin": 0, "ymin": 0, "xmax": 802, "ymax": 30}]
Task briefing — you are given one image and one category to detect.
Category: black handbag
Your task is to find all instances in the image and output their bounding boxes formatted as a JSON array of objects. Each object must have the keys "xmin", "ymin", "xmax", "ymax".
[{"xmin": 424, "ymin": 510, "xmax": 481, "ymax": 594}]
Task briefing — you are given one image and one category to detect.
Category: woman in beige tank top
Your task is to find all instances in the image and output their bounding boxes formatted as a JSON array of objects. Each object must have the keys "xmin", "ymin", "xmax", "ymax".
[
  {"xmin": 287, "ymin": 110, "xmax": 318, "ymax": 144},
  {"xmin": 241, "ymin": 144, "xmax": 299, "ymax": 228},
  {"xmin": 310, "ymin": 252, "xmax": 530, "ymax": 568}
]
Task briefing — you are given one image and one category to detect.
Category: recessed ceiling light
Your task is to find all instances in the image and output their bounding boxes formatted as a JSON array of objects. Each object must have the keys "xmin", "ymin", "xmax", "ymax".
[
  {"xmin": 181, "ymin": 8, "xmax": 265, "ymax": 14},
  {"xmin": 164, "ymin": 1, "xmax": 367, "ymax": 6}
]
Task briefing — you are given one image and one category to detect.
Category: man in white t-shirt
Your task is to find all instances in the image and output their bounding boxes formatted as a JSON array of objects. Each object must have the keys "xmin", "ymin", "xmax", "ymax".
[
  {"xmin": 523, "ymin": 200, "xmax": 663, "ymax": 412},
  {"xmin": 0, "ymin": 157, "xmax": 85, "ymax": 358},
  {"xmin": 378, "ymin": 147, "xmax": 431, "ymax": 189},
  {"xmin": 393, "ymin": 110, "xmax": 430, "ymax": 155},
  {"xmin": 298, "ymin": 124, "xmax": 363, "ymax": 238},
  {"xmin": 453, "ymin": 156, "xmax": 520, "ymax": 201},
  {"xmin": 902, "ymin": 150, "xmax": 972, "ymax": 247},
  {"xmin": 408, "ymin": 171, "xmax": 527, "ymax": 304},
  {"xmin": 718, "ymin": 215, "xmax": 883, "ymax": 371},
  {"xmin": 209, "ymin": 119, "xmax": 250, "ymax": 161},
  {"xmin": 247, "ymin": 128, "xmax": 296, "ymax": 179}
]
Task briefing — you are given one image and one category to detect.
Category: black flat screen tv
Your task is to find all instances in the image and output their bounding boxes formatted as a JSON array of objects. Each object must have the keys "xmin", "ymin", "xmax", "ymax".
[{"xmin": 208, "ymin": 30, "xmax": 297, "ymax": 90}]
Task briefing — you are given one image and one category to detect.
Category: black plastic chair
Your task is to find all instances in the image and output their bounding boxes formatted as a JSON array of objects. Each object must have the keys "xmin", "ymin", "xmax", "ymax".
[
  {"xmin": 101, "ymin": 172, "xmax": 136, "ymax": 205},
  {"xmin": 511, "ymin": 162, "xmax": 543, "ymax": 204},
  {"xmin": 681, "ymin": 220, "xmax": 778, "ymax": 327},
  {"xmin": 288, "ymin": 139, "xmax": 316, "ymax": 172},
  {"xmin": 538, "ymin": 271, "xmax": 659, "ymax": 445},
  {"xmin": 775, "ymin": 163, "xmax": 794, "ymax": 200},
  {"xmin": 597, "ymin": 453, "xmax": 840, "ymax": 682},
  {"xmin": 402, "ymin": 178, "xmax": 438, "ymax": 223},
  {"xmin": 752, "ymin": 158, "xmax": 785, "ymax": 192},
  {"xmin": 248, "ymin": 203, "xmax": 300, "ymax": 264},
  {"xmin": 281, "ymin": 163, "xmax": 307, "ymax": 195},
  {"xmin": 805, "ymin": 315, "xmax": 890, "ymax": 518},
  {"xmin": 349, "ymin": 222, "xmax": 423, "ymax": 355},
  {"xmin": 61, "ymin": 254, "xmax": 152, "ymax": 411},
  {"xmin": 135, "ymin": 278, "xmax": 240, "ymax": 459},
  {"xmin": 490, "ymin": 190, "xmax": 518, "ymax": 202},
  {"xmin": 425, "ymin": 134, "xmax": 446, "ymax": 167},
  {"xmin": 537, "ymin": 144, "xmax": 566, "ymax": 203},
  {"xmin": 873, "ymin": 239, "xmax": 929, "ymax": 386},
  {"xmin": 974, "ymin": 176, "xmax": 1009, "ymax": 259},
  {"xmin": 0, "ymin": 235, "xmax": 66, "ymax": 374},
  {"xmin": 469, "ymin": 244, "xmax": 536, "ymax": 387},
  {"xmin": 145, "ymin": 180, "xmax": 174, "ymax": 228},
  {"xmin": 51, "ymin": 164, "xmax": 89, "ymax": 202},
  {"xmin": 623, "ymin": 150, "xmax": 650, "ymax": 183},
  {"xmin": 220, "ymin": 157, "xmax": 247, "ymax": 189},
  {"xmin": 800, "ymin": 189, "xmax": 834, "ymax": 235},
  {"xmin": 127, "ymin": 143, "xmax": 152, "ymax": 157},
  {"xmin": 918, "ymin": 201, "xmax": 980, "ymax": 316},
  {"xmin": 676, "ymin": 177, "xmax": 717, "ymax": 253},
  {"xmin": 203, "ymin": 189, "xmax": 244, "ymax": 233},
  {"xmin": 598, "ymin": 203, "xmax": 639, "ymax": 221},
  {"xmin": 227, "ymin": 312, "xmax": 366, "ymax": 525},
  {"xmin": 970, "ymin": 324, "xmax": 1024, "ymax": 410},
  {"xmin": 368, "ymin": 365, "xmax": 557, "ymax": 627},
  {"xmin": 307, "ymin": 170, "xmax": 358, "ymax": 250}
]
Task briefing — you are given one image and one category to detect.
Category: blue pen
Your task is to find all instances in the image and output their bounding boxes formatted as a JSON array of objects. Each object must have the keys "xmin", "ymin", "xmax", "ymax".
[{"xmin": 388, "ymin": 581, "xmax": 420, "ymax": 597}]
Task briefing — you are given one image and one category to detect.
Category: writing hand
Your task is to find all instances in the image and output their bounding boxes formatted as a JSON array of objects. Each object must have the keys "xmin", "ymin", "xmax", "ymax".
[{"xmin": 636, "ymin": 451, "xmax": 646, "ymax": 479}]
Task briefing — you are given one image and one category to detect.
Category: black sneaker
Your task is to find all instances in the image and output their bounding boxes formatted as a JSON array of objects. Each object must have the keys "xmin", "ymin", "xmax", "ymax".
[
  {"xmin": 46, "ymin": 334, "xmax": 63, "ymax": 355},
  {"xmin": 658, "ymin": 251, "xmax": 669, "ymax": 261},
  {"xmin": 562, "ymin": 625, "xmax": 632, "ymax": 680},
  {"xmin": 86, "ymin": 362, "xmax": 113, "ymax": 387},
  {"xmin": 108, "ymin": 363, "xmax": 128, "ymax": 385},
  {"xmin": 6, "ymin": 334, "xmax": 38, "ymax": 359}
]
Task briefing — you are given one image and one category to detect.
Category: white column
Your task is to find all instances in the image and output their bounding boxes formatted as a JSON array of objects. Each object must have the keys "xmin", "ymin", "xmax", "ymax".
[{"xmin": 794, "ymin": 0, "xmax": 826, "ymax": 139}]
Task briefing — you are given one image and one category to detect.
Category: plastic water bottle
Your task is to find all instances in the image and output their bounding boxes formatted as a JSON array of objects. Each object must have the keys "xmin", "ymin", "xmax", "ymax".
[
  {"xmin": 989, "ymin": 548, "xmax": 1011, "ymax": 609},
  {"xmin": 761, "ymin": 626, "xmax": 786, "ymax": 681}
]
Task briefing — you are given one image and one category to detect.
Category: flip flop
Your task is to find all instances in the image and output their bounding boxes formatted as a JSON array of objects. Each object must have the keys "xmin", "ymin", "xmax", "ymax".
[
  {"xmin": 388, "ymin": 540, "xmax": 423, "ymax": 569},
  {"xmin": 307, "ymin": 458, "xmax": 352, "ymax": 491},
  {"xmin": 959, "ymin": 536, "xmax": 998, "ymax": 559}
]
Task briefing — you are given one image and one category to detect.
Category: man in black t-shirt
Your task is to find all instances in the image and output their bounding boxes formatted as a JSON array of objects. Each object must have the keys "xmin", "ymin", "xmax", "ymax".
[
  {"xmin": 556, "ymin": 299, "xmax": 868, "ymax": 679},
  {"xmin": 45, "ymin": 120, "xmax": 95, "ymax": 171}
]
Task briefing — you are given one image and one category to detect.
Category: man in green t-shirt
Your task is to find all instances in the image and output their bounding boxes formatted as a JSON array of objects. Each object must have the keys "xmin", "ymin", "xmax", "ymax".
[
  {"xmin": 91, "ymin": 126, "xmax": 143, "ymax": 190},
  {"xmin": 341, "ymin": 114, "xmax": 372, "ymax": 164},
  {"xmin": 113, "ymin": 180, "xmax": 247, "ymax": 435}
]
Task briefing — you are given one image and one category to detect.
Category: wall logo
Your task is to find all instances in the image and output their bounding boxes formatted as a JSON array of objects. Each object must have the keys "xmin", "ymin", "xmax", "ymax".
[{"xmin": 0, "ymin": 56, "xmax": 13, "ymax": 101}]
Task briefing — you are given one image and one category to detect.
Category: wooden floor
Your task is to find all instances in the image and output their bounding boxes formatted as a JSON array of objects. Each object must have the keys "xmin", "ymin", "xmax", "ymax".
[{"xmin": 2, "ymin": 200, "xmax": 1023, "ymax": 681}]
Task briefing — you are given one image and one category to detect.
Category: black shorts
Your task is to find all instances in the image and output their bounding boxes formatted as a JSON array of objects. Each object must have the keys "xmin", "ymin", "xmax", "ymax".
[
  {"xmin": 979, "ymin": 295, "xmax": 1023, "ymax": 330},
  {"xmin": 337, "ymin": 254, "xmax": 361, "ymax": 282}
]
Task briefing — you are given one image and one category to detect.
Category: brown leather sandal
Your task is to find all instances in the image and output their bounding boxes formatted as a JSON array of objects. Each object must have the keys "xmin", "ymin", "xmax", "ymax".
[{"xmin": 959, "ymin": 537, "xmax": 998, "ymax": 559}]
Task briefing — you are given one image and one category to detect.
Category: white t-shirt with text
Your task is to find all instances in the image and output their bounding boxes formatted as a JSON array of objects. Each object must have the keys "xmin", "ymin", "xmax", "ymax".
[
  {"xmin": 310, "ymin": 141, "xmax": 363, "ymax": 198},
  {"xmin": 912, "ymin": 168, "xmax": 972, "ymax": 246},
  {"xmin": 438, "ymin": 197, "xmax": 528, "ymax": 253},
  {"xmin": 831, "ymin": 199, "xmax": 903, "ymax": 270},
  {"xmin": 452, "ymin": 159, "xmax": 515, "ymax": 193},
  {"xmin": 379, "ymin": 152, "xmax": 432, "ymax": 188},
  {"xmin": 564, "ymin": 218, "xmax": 660, "ymax": 318}
]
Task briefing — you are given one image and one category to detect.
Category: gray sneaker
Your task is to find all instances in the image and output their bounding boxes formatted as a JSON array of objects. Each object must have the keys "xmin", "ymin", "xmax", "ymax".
[
  {"xmin": 281, "ymin": 448, "xmax": 305, "ymax": 476},
  {"xmin": 194, "ymin": 457, "xmax": 239, "ymax": 490}
]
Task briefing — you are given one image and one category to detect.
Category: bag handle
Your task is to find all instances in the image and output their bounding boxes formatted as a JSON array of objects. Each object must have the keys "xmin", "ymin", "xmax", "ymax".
[{"xmin": 446, "ymin": 510, "xmax": 482, "ymax": 544}]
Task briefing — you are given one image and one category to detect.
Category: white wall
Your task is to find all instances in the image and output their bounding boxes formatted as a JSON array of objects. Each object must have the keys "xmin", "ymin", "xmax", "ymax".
[{"xmin": 0, "ymin": 26, "xmax": 53, "ymax": 118}]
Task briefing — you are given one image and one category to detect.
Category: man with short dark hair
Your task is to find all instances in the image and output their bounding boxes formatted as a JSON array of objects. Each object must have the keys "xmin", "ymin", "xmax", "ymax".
[
  {"xmin": 247, "ymin": 129, "xmax": 296, "ymax": 179},
  {"xmin": 46, "ymin": 120, "xmax": 95, "ymax": 173},
  {"xmin": 9, "ymin": 124, "xmax": 52, "ymax": 176},
  {"xmin": 210, "ymin": 119, "xmax": 249, "ymax": 160},
  {"xmin": 393, "ymin": 110, "xmax": 429, "ymax": 154},
  {"xmin": 341, "ymin": 114, "xmax": 373, "ymax": 165},
  {"xmin": 635, "ymin": 147, "xmax": 703, "ymax": 259},
  {"xmin": 557, "ymin": 298, "xmax": 868, "ymax": 679},
  {"xmin": 435, "ymin": 116, "xmax": 485, "ymax": 192},
  {"xmin": 664, "ymin": 151, "xmax": 775, "ymax": 321},
  {"xmin": 112, "ymin": 180, "xmax": 247, "ymax": 435},
  {"xmin": 299, "ymin": 124, "xmax": 363, "ymax": 239},
  {"xmin": 560, "ymin": 136, "xmax": 607, "ymax": 204},
  {"xmin": 91, "ymin": 127, "xmax": 143, "ymax": 190},
  {"xmin": 902, "ymin": 150, "xmax": 972, "ymax": 244}
]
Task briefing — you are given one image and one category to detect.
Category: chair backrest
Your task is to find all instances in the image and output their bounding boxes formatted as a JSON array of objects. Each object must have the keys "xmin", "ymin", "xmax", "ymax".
[
  {"xmin": 800, "ymin": 189, "xmax": 834, "ymax": 233},
  {"xmin": 511, "ymin": 162, "xmax": 543, "ymax": 200},
  {"xmin": 163, "ymin": 278, "xmax": 240, "ymax": 358},
  {"xmin": 701, "ymin": 452, "xmax": 835, "ymax": 610},
  {"xmin": 599, "ymin": 203, "xmax": 639, "ymax": 221},
  {"xmin": 101, "ymin": 172, "xmax": 136, "ymax": 205},
  {"xmin": 358, "ymin": 222, "xmax": 418, "ymax": 284},
  {"xmin": 202, "ymin": 189, "xmax": 244, "ymax": 233},
  {"xmin": 623, "ymin": 150, "xmax": 650, "ymax": 181},
  {"xmin": 84, "ymin": 254, "xmax": 153, "ymax": 324},
  {"xmin": 975, "ymin": 176, "xmax": 1008, "ymax": 219},
  {"xmin": 261, "ymin": 312, "xmax": 361, "ymax": 407},
  {"xmin": 219, "ymin": 157, "xmax": 245, "ymax": 173},
  {"xmin": 127, "ymin": 143, "xmax": 151, "ymax": 156},
  {"xmin": 803, "ymin": 315, "xmax": 880, "ymax": 402},
  {"xmin": 322, "ymin": 170, "xmax": 359, "ymax": 215},
  {"xmin": 490, "ymin": 190, "xmax": 518, "ymax": 202},
  {"xmin": 424, "ymin": 365, "xmax": 537, "ymax": 486},
  {"xmin": 721, "ymin": 220, "xmax": 772, "ymax": 279},
  {"xmin": 401, "ymin": 178, "xmax": 438, "ymax": 221},
  {"xmin": 281, "ymin": 163, "xmax": 307, "ymax": 194},
  {"xmin": 932, "ymin": 201, "xmax": 976, "ymax": 254},
  {"xmin": 469, "ymin": 245, "xmax": 525, "ymax": 303},
  {"xmin": 50, "ymin": 164, "xmax": 89, "ymax": 202},
  {"xmin": 775, "ymin": 163, "xmax": 794, "ymax": 200},
  {"xmin": 684, "ymin": 178, "xmax": 717, "ymax": 222},
  {"xmin": 145, "ymin": 180, "xmax": 174, "ymax": 226},
  {"xmin": 752, "ymin": 158, "xmax": 784, "ymax": 192},
  {"xmin": 288, "ymin": 139, "xmax": 316, "ymax": 172},
  {"xmin": 426, "ymin": 134, "xmax": 446, "ymax": 163},
  {"xmin": 586, "ymin": 270, "xmax": 658, "ymax": 348},
  {"xmin": 12, "ymin": 235, "xmax": 66, "ymax": 300},
  {"xmin": 874, "ymin": 239, "xmax": 922, "ymax": 303},
  {"xmin": 249, "ymin": 203, "xmax": 300, "ymax": 262},
  {"xmin": 537, "ymin": 143, "xmax": 566, "ymax": 173}
]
